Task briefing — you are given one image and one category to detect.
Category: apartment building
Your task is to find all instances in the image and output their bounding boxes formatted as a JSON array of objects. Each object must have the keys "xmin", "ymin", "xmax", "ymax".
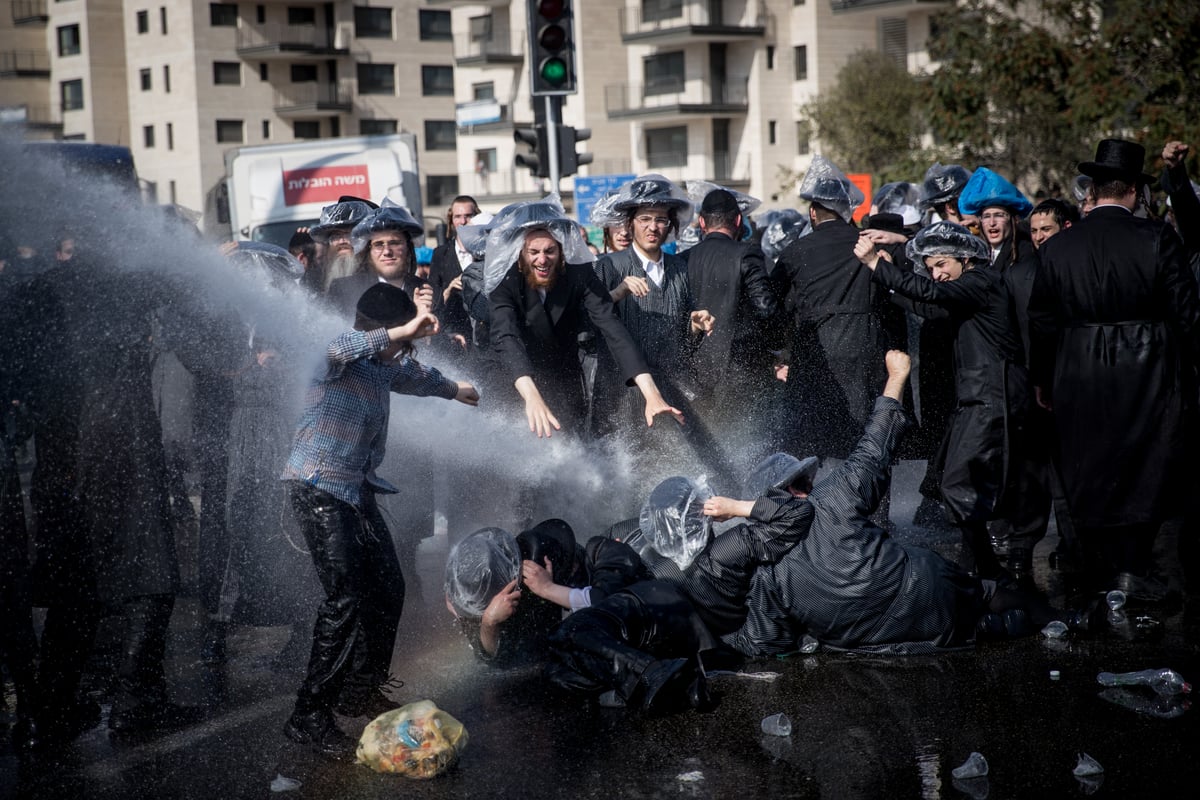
[{"xmin": 3, "ymin": 0, "xmax": 945, "ymax": 223}]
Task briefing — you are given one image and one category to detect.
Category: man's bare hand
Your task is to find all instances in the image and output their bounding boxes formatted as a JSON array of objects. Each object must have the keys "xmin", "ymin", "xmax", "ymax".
[
  {"xmin": 1163, "ymin": 141, "xmax": 1190, "ymax": 170},
  {"xmin": 390, "ymin": 312, "xmax": 440, "ymax": 342},
  {"xmin": 611, "ymin": 275, "xmax": 650, "ymax": 303},
  {"xmin": 854, "ymin": 234, "xmax": 882, "ymax": 270},
  {"xmin": 414, "ymin": 285, "xmax": 434, "ymax": 314},
  {"xmin": 861, "ymin": 228, "xmax": 908, "ymax": 246},
  {"xmin": 883, "ymin": 349, "xmax": 911, "ymax": 400},
  {"xmin": 690, "ymin": 309, "xmax": 716, "ymax": 336},
  {"xmin": 444, "ymin": 275, "xmax": 463, "ymax": 303},
  {"xmin": 703, "ymin": 496, "xmax": 754, "ymax": 522},
  {"xmin": 521, "ymin": 558, "xmax": 553, "ymax": 597},
  {"xmin": 454, "ymin": 382, "xmax": 480, "ymax": 406},
  {"xmin": 1035, "ymin": 385, "xmax": 1053, "ymax": 412},
  {"xmin": 481, "ymin": 579, "xmax": 520, "ymax": 628}
]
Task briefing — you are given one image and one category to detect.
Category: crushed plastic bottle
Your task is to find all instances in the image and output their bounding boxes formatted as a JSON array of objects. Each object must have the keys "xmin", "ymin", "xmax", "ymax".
[
  {"xmin": 269, "ymin": 774, "xmax": 302, "ymax": 793},
  {"xmin": 951, "ymin": 751, "xmax": 989, "ymax": 780},
  {"xmin": 1098, "ymin": 687, "xmax": 1192, "ymax": 719},
  {"xmin": 1041, "ymin": 620, "xmax": 1069, "ymax": 639},
  {"xmin": 1105, "ymin": 590, "xmax": 1126, "ymax": 611},
  {"xmin": 1073, "ymin": 753, "xmax": 1104, "ymax": 777},
  {"xmin": 799, "ymin": 634, "xmax": 820, "ymax": 654},
  {"xmin": 1096, "ymin": 668, "xmax": 1192, "ymax": 696},
  {"xmin": 760, "ymin": 712, "xmax": 792, "ymax": 736}
]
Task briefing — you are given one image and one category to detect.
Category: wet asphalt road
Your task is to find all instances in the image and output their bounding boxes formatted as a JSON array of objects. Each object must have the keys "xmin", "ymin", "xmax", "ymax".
[{"xmin": 3, "ymin": 463, "xmax": 1199, "ymax": 800}]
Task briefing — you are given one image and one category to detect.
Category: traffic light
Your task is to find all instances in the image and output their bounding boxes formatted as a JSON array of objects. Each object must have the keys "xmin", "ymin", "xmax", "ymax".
[
  {"xmin": 527, "ymin": 0, "xmax": 577, "ymax": 96},
  {"xmin": 514, "ymin": 125, "xmax": 549, "ymax": 178},
  {"xmin": 558, "ymin": 125, "xmax": 593, "ymax": 177}
]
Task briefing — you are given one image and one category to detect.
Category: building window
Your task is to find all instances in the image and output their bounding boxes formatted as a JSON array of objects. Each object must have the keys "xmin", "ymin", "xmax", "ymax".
[
  {"xmin": 160, "ymin": 6, "xmax": 167, "ymax": 34},
  {"xmin": 213, "ymin": 61, "xmax": 241, "ymax": 85},
  {"xmin": 294, "ymin": 120, "xmax": 320, "ymax": 139},
  {"xmin": 262, "ymin": 120, "xmax": 271, "ymax": 138},
  {"xmin": 216, "ymin": 119, "xmax": 244, "ymax": 143},
  {"xmin": 643, "ymin": 0, "xmax": 684, "ymax": 24},
  {"xmin": 290, "ymin": 64, "xmax": 317, "ymax": 82},
  {"xmin": 163, "ymin": 64, "xmax": 171, "ymax": 92},
  {"xmin": 768, "ymin": 120, "xmax": 777, "ymax": 145},
  {"xmin": 475, "ymin": 148, "xmax": 497, "ymax": 174},
  {"xmin": 355, "ymin": 6, "xmax": 391, "ymax": 38},
  {"xmin": 143, "ymin": 125, "xmax": 155, "ymax": 148},
  {"xmin": 644, "ymin": 51, "xmax": 685, "ymax": 95},
  {"xmin": 330, "ymin": 117, "xmax": 340, "ymax": 137},
  {"xmin": 357, "ymin": 63, "xmax": 395, "ymax": 95},
  {"xmin": 468, "ymin": 14, "xmax": 492, "ymax": 41},
  {"xmin": 259, "ymin": 63, "xmax": 268, "ymax": 81},
  {"xmin": 169, "ymin": 180, "xmax": 177, "ymax": 204},
  {"xmin": 139, "ymin": 68, "xmax": 152, "ymax": 91},
  {"xmin": 766, "ymin": 45, "xmax": 775, "ymax": 70},
  {"xmin": 136, "ymin": 10, "xmax": 149, "ymax": 34},
  {"xmin": 424, "ymin": 120, "xmax": 457, "ymax": 151},
  {"xmin": 210, "ymin": 3, "xmax": 237, "ymax": 26},
  {"xmin": 473, "ymin": 82, "xmax": 495, "ymax": 101},
  {"xmin": 794, "ymin": 45, "xmax": 808, "ymax": 81},
  {"xmin": 60, "ymin": 79, "xmax": 84, "ymax": 111},
  {"xmin": 796, "ymin": 121, "xmax": 810, "ymax": 155},
  {"xmin": 166, "ymin": 122, "xmax": 174, "ymax": 150},
  {"xmin": 645, "ymin": 126, "xmax": 687, "ymax": 168},
  {"xmin": 418, "ymin": 9, "xmax": 451, "ymax": 41},
  {"xmin": 361, "ymin": 119, "xmax": 397, "ymax": 136},
  {"xmin": 287, "ymin": 6, "xmax": 315, "ymax": 25},
  {"xmin": 57, "ymin": 24, "xmax": 81, "ymax": 56},
  {"xmin": 426, "ymin": 175, "xmax": 459, "ymax": 208},
  {"xmin": 421, "ymin": 65, "xmax": 454, "ymax": 96}
]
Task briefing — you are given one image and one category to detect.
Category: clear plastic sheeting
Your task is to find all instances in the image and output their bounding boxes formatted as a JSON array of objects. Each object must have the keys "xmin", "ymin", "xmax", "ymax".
[
  {"xmin": 309, "ymin": 199, "xmax": 375, "ymax": 239},
  {"xmin": 591, "ymin": 173, "xmax": 695, "ymax": 229},
  {"xmin": 481, "ymin": 193, "xmax": 595, "ymax": 297},
  {"xmin": 957, "ymin": 167, "xmax": 1033, "ymax": 217},
  {"xmin": 443, "ymin": 527, "xmax": 520, "ymax": 619},
  {"xmin": 743, "ymin": 452, "xmax": 819, "ymax": 500},
  {"xmin": 1072, "ymin": 175, "xmax": 1094, "ymax": 204},
  {"xmin": 454, "ymin": 212, "xmax": 496, "ymax": 261},
  {"xmin": 356, "ymin": 700, "xmax": 469, "ymax": 778},
  {"xmin": 639, "ymin": 476, "xmax": 714, "ymax": 570},
  {"xmin": 350, "ymin": 200, "xmax": 424, "ymax": 254},
  {"xmin": 756, "ymin": 209, "xmax": 811, "ymax": 263},
  {"xmin": 675, "ymin": 224, "xmax": 701, "ymax": 253},
  {"xmin": 951, "ymin": 751, "xmax": 989, "ymax": 780},
  {"xmin": 685, "ymin": 179, "xmax": 762, "ymax": 216},
  {"xmin": 872, "ymin": 182, "xmax": 919, "ymax": 214},
  {"xmin": 1073, "ymin": 753, "xmax": 1104, "ymax": 777},
  {"xmin": 905, "ymin": 221, "xmax": 990, "ymax": 265},
  {"xmin": 918, "ymin": 163, "xmax": 973, "ymax": 209},
  {"xmin": 796, "ymin": 155, "xmax": 865, "ymax": 223},
  {"xmin": 228, "ymin": 241, "xmax": 305, "ymax": 280}
]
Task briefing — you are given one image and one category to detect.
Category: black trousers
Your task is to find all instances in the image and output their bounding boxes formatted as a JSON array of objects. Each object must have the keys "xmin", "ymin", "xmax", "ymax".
[{"xmin": 287, "ymin": 482, "xmax": 405, "ymax": 713}]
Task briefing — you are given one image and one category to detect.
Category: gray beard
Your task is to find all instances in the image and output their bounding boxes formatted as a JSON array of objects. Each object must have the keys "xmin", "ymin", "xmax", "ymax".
[{"xmin": 323, "ymin": 252, "xmax": 359, "ymax": 290}]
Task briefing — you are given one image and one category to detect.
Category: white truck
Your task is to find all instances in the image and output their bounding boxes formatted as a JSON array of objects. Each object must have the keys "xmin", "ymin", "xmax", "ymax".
[{"xmin": 205, "ymin": 133, "xmax": 422, "ymax": 248}]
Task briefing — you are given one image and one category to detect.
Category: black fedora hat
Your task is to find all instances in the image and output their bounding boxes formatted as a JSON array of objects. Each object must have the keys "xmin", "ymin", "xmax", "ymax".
[{"xmin": 1078, "ymin": 139, "xmax": 1155, "ymax": 185}]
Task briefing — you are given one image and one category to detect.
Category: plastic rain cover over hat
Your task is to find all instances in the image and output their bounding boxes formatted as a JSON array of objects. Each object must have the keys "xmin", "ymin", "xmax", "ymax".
[
  {"xmin": 309, "ymin": 199, "xmax": 375, "ymax": 238},
  {"xmin": 639, "ymin": 476, "xmax": 714, "ymax": 571},
  {"xmin": 757, "ymin": 209, "xmax": 811, "ymax": 262},
  {"xmin": 675, "ymin": 224, "xmax": 701, "ymax": 253},
  {"xmin": 686, "ymin": 179, "xmax": 762, "ymax": 216},
  {"xmin": 482, "ymin": 193, "xmax": 593, "ymax": 296},
  {"xmin": 350, "ymin": 199, "xmax": 424, "ymax": 254},
  {"xmin": 797, "ymin": 155, "xmax": 865, "ymax": 223},
  {"xmin": 443, "ymin": 527, "xmax": 520, "ymax": 619},
  {"xmin": 957, "ymin": 167, "xmax": 1033, "ymax": 217},
  {"xmin": 905, "ymin": 220, "xmax": 990, "ymax": 265},
  {"xmin": 1072, "ymin": 175, "xmax": 1094, "ymax": 204},
  {"xmin": 227, "ymin": 241, "xmax": 304, "ymax": 280},
  {"xmin": 918, "ymin": 163, "xmax": 973, "ymax": 209},
  {"xmin": 588, "ymin": 188, "xmax": 624, "ymax": 228},
  {"xmin": 743, "ymin": 453, "xmax": 820, "ymax": 500},
  {"xmin": 872, "ymin": 181, "xmax": 922, "ymax": 225},
  {"xmin": 356, "ymin": 700, "xmax": 468, "ymax": 778},
  {"xmin": 596, "ymin": 173, "xmax": 695, "ymax": 228},
  {"xmin": 453, "ymin": 211, "xmax": 495, "ymax": 261}
]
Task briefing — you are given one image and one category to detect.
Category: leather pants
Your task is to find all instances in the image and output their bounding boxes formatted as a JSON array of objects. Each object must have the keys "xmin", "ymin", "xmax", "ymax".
[{"xmin": 287, "ymin": 482, "xmax": 404, "ymax": 713}]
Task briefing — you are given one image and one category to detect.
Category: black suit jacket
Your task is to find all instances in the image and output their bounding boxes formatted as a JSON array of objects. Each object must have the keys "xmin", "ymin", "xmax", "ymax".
[
  {"xmin": 488, "ymin": 262, "xmax": 649, "ymax": 429},
  {"xmin": 429, "ymin": 241, "xmax": 471, "ymax": 337},
  {"xmin": 326, "ymin": 271, "xmax": 430, "ymax": 321}
]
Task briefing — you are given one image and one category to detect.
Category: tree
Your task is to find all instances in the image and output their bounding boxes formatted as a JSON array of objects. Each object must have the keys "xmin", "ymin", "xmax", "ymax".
[{"xmin": 798, "ymin": 50, "xmax": 928, "ymax": 184}]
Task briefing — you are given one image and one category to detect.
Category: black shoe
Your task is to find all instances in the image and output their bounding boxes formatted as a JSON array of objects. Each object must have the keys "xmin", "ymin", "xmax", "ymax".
[
  {"xmin": 283, "ymin": 710, "xmax": 358, "ymax": 761},
  {"xmin": 334, "ymin": 674, "xmax": 404, "ymax": 719},
  {"xmin": 109, "ymin": 701, "xmax": 207, "ymax": 735},
  {"xmin": 639, "ymin": 658, "xmax": 695, "ymax": 714}
]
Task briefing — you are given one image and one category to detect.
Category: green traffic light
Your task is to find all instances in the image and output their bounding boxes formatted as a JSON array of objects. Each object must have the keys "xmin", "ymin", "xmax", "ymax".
[{"xmin": 540, "ymin": 57, "xmax": 567, "ymax": 86}]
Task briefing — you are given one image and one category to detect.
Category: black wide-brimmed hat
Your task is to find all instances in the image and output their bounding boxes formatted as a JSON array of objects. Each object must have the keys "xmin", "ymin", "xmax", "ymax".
[{"xmin": 1078, "ymin": 139, "xmax": 1155, "ymax": 186}]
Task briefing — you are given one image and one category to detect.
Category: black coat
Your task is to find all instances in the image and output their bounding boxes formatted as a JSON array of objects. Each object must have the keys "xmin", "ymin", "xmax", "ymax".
[
  {"xmin": 730, "ymin": 397, "xmax": 983, "ymax": 656},
  {"xmin": 685, "ymin": 231, "xmax": 777, "ymax": 404},
  {"xmin": 773, "ymin": 219, "xmax": 906, "ymax": 459},
  {"xmin": 428, "ymin": 241, "xmax": 471, "ymax": 338},
  {"xmin": 488, "ymin": 262, "xmax": 649, "ymax": 431},
  {"xmin": 326, "ymin": 271, "xmax": 431, "ymax": 320},
  {"xmin": 1029, "ymin": 205, "xmax": 1200, "ymax": 527},
  {"xmin": 873, "ymin": 257, "xmax": 1025, "ymax": 522}
]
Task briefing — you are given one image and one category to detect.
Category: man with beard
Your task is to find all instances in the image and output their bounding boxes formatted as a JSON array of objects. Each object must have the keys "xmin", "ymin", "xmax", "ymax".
[
  {"xmin": 487, "ymin": 199, "xmax": 682, "ymax": 437},
  {"xmin": 427, "ymin": 195, "xmax": 479, "ymax": 347},
  {"xmin": 326, "ymin": 202, "xmax": 434, "ymax": 317},
  {"xmin": 309, "ymin": 197, "xmax": 376, "ymax": 294}
]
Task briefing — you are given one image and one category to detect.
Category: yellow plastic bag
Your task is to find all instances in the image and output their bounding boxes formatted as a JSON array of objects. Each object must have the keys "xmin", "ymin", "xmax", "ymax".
[{"xmin": 355, "ymin": 700, "xmax": 468, "ymax": 778}]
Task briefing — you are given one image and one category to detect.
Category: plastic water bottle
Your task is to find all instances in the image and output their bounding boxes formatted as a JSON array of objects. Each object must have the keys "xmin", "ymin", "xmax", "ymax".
[
  {"xmin": 760, "ymin": 712, "xmax": 792, "ymax": 736},
  {"xmin": 1041, "ymin": 620, "xmax": 1069, "ymax": 639},
  {"xmin": 951, "ymin": 751, "xmax": 989, "ymax": 779},
  {"xmin": 1105, "ymin": 590, "xmax": 1126, "ymax": 611},
  {"xmin": 1096, "ymin": 668, "xmax": 1192, "ymax": 696}
]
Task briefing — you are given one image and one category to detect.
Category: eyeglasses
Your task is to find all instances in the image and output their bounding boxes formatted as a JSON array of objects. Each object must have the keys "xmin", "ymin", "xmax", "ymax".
[
  {"xmin": 979, "ymin": 212, "xmax": 1010, "ymax": 222},
  {"xmin": 322, "ymin": 230, "xmax": 351, "ymax": 243},
  {"xmin": 370, "ymin": 239, "xmax": 406, "ymax": 252},
  {"xmin": 633, "ymin": 215, "xmax": 671, "ymax": 228}
]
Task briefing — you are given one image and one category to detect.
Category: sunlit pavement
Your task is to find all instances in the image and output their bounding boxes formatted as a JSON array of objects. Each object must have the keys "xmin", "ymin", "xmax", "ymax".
[{"xmin": 4, "ymin": 461, "xmax": 1198, "ymax": 799}]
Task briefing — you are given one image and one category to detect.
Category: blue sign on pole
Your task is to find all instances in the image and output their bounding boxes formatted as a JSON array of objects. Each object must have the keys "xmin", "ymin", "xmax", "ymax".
[{"xmin": 573, "ymin": 173, "xmax": 636, "ymax": 227}]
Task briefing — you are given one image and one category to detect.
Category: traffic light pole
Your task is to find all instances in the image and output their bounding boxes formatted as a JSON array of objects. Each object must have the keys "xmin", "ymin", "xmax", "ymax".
[{"xmin": 545, "ymin": 95, "xmax": 561, "ymax": 189}]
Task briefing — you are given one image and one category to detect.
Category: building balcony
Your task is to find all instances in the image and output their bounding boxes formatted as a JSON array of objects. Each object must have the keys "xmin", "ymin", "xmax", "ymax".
[
  {"xmin": 0, "ymin": 50, "xmax": 49, "ymax": 78},
  {"xmin": 236, "ymin": 23, "xmax": 350, "ymax": 60},
  {"xmin": 11, "ymin": 0, "xmax": 47, "ymax": 25},
  {"xmin": 830, "ymin": 0, "xmax": 949, "ymax": 12},
  {"xmin": 275, "ymin": 82, "xmax": 352, "ymax": 117},
  {"xmin": 455, "ymin": 99, "xmax": 514, "ymax": 133},
  {"xmin": 605, "ymin": 77, "xmax": 749, "ymax": 120},
  {"xmin": 422, "ymin": 0, "xmax": 508, "ymax": 7},
  {"xmin": 639, "ymin": 150, "xmax": 751, "ymax": 187},
  {"xmin": 619, "ymin": 0, "xmax": 765, "ymax": 45},
  {"xmin": 0, "ymin": 103, "xmax": 62, "ymax": 132},
  {"xmin": 453, "ymin": 30, "xmax": 523, "ymax": 66}
]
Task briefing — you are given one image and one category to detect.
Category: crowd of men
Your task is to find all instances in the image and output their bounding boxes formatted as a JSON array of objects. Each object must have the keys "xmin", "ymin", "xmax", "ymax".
[{"xmin": 1, "ymin": 134, "xmax": 1197, "ymax": 762}]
